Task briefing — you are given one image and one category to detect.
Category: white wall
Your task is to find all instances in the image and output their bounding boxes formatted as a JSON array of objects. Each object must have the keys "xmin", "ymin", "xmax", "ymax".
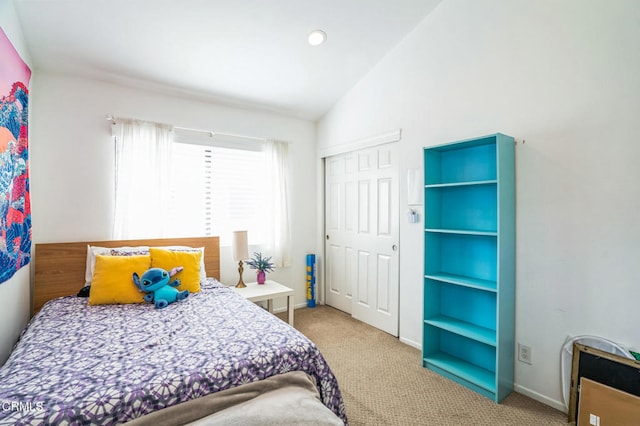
[
  {"xmin": 0, "ymin": 0, "xmax": 33, "ymax": 365},
  {"xmin": 29, "ymin": 72, "xmax": 317, "ymax": 310},
  {"xmin": 318, "ymin": 0, "xmax": 640, "ymax": 411}
]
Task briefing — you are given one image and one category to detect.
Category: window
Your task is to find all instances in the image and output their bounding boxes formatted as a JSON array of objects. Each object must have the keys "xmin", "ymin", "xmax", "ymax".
[
  {"xmin": 113, "ymin": 119, "xmax": 291, "ymax": 266},
  {"xmin": 168, "ymin": 142, "xmax": 266, "ymax": 245}
]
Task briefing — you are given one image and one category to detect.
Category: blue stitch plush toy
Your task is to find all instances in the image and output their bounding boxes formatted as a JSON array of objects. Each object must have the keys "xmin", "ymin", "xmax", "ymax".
[{"xmin": 133, "ymin": 267, "xmax": 189, "ymax": 309}]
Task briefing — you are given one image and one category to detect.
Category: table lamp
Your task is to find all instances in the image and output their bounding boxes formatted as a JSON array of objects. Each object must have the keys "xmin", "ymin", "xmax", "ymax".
[{"xmin": 232, "ymin": 230, "xmax": 249, "ymax": 288}]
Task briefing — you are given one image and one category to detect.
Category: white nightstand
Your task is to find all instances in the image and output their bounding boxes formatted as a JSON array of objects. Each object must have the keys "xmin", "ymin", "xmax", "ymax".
[{"xmin": 232, "ymin": 280, "xmax": 295, "ymax": 326}]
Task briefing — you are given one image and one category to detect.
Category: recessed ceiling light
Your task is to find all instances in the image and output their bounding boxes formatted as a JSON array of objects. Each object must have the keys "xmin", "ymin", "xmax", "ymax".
[{"xmin": 308, "ymin": 30, "xmax": 327, "ymax": 46}]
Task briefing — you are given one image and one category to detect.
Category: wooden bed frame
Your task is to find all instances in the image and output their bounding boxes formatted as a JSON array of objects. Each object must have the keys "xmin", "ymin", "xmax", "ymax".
[{"xmin": 33, "ymin": 236, "xmax": 220, "ymax": 315}]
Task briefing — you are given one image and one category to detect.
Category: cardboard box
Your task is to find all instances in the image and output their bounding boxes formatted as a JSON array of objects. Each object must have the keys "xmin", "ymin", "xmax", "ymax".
[
  {"xmin": 578, "ymin": 377, "xmax": 640, "ymax": 426},
  {"xmin": 569, "ymin": 343, "xmax": 640, "ymax": 423}
]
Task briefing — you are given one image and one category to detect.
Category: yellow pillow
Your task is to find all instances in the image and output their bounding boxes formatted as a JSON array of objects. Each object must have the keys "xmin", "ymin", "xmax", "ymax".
[
  {"xmin": 88, "ymin": 254, "xmax": 151, "ymax": 305},
  {"xmin": 149, "ymin": 248, "xmax": 202, "ymax": 293}
]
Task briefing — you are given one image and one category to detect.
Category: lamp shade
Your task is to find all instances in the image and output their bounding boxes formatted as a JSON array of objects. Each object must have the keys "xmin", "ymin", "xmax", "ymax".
[{"xmin": 232, "ymin": 230, "xmax": 249, "ymax": 261}]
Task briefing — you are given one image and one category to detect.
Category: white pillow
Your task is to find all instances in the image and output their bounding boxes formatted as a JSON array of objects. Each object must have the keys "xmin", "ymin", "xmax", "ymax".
[
  {"xmin": 84, "ymin": 245, "xmax": 109, "ymax": 286},
  {"xmin": 84, "ymin": 245, "xmax": 149, "ymax": 286},
  {"xmin": 84, "ymin": 244, "xmax": 207, "ymax": 286}
]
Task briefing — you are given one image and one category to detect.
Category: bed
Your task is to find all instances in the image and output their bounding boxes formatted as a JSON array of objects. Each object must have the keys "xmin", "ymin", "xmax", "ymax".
[{"xmin": 0, "ymin": 237, "xmax": 347, "ymax": 425}]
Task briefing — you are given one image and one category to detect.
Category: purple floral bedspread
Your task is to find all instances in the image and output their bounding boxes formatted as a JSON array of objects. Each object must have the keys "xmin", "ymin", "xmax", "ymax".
[{"xmin": 0, "ymin": 279, "xmax": 346, "ymax": 425}]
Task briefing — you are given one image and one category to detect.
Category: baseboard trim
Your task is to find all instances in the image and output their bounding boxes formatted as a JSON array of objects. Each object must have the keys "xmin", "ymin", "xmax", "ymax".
[
  {"xmin": 271, "ymin": 302, "xmax": 309, "ymax": 313},
  {"xmin": 400, "ymin": 336, "xmax": 421, "ymax": 350},
  {"xmin": 514, "ymin": 384, "xmax": 567, "ymax": 413}
]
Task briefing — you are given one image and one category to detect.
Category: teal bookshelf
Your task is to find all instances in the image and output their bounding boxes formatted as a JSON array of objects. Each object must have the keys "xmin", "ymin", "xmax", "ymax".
[{"xmin": 422, "ymin": 133, "xmax": 515, "ymax": 403}]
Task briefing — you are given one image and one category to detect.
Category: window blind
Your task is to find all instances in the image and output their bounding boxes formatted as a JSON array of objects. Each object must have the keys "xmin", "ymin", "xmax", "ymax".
[{"xmin": 168, "ymin": 142, "xmax": 266, "ymax": 245}]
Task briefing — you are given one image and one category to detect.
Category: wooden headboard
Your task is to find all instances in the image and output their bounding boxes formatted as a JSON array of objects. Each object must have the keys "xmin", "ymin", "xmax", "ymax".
[{"xmin": 34, "ymin": 236, "xmax": 220, "ymax": 315}]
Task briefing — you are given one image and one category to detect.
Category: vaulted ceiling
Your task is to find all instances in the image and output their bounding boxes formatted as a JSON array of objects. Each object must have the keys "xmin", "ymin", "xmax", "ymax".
[{"xmin": 15, "ymin": 0, "xmax": 441, "ymax": 120}]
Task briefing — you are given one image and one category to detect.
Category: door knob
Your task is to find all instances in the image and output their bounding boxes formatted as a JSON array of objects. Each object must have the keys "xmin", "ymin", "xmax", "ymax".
[
  {"xmin": 392, "ymin": 244, "xmax": 398, "ymax": 251},
  {"xmin": 326, "ymin": 235, "xmax": 330, "ymax": 240}
]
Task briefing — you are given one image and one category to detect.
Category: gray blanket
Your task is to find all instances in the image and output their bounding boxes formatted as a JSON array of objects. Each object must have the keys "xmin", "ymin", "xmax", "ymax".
[{"xmin": 126, "ymin": 371, "xmax": 344, "ymax": 425}]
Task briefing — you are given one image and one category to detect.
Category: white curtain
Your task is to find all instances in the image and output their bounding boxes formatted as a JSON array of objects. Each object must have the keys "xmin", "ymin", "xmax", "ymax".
[
  {"xmin": 112, "ymin": 119, "xmax": 173, "ymax": 239},
  {"xmin": 264, "ymin": 139, "xmax": 291, "ymax": 267}
]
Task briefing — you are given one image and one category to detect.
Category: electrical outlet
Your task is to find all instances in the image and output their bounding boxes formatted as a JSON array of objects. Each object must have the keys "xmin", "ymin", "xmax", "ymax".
[{"xmin": 518, "ymin": 343, "xmax": 532, "ymax": 365}]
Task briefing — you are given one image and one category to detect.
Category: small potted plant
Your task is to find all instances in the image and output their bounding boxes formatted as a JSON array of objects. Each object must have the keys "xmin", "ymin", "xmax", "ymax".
[{"xmin": 246, "ymin": 252, "xmax": 275, "ymax": 284}]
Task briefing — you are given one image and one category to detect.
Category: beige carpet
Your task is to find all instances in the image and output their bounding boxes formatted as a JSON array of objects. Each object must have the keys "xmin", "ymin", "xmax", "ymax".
[{"xmin": 277, "ymin": 305, "xmax": 567, "ymax": 426}]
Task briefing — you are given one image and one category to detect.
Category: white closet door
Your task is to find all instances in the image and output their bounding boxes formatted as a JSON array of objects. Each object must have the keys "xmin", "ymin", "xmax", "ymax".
[{"xmin": 325, "ymin": 143, "xmax": 399, "ymax": 336}]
